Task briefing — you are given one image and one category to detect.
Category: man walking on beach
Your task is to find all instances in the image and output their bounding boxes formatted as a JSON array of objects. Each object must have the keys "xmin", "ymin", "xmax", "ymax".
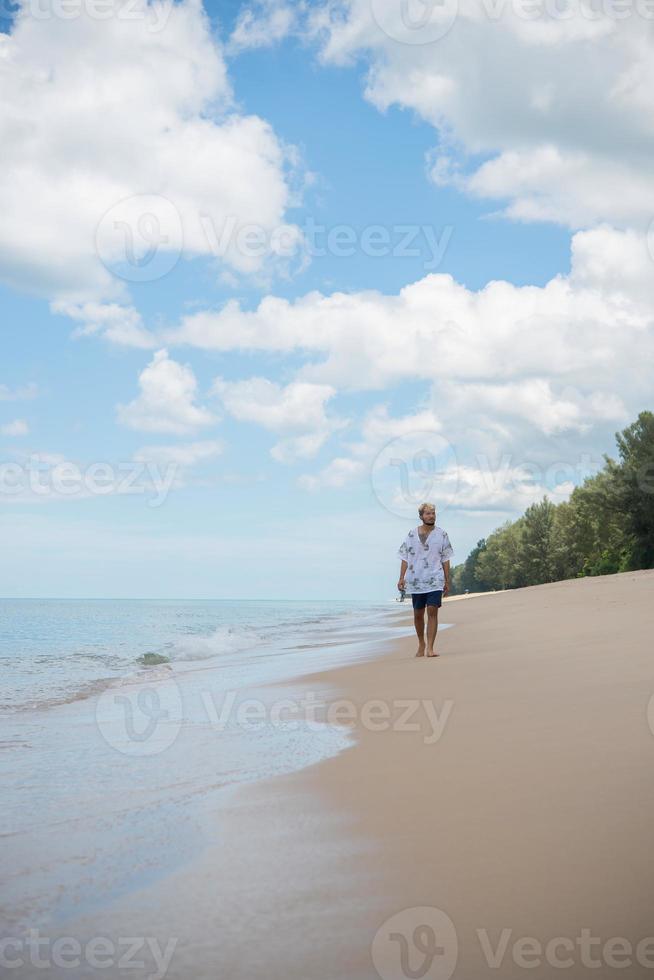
[{"xmin": 397, "ymin": 503, "xmax": 454, "ymax": 658}]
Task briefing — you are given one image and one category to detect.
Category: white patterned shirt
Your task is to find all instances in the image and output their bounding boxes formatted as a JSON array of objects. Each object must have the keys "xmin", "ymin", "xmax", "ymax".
[{"xmin": 397, "ymin": 526, "xmax": 454, "ymax": 594}]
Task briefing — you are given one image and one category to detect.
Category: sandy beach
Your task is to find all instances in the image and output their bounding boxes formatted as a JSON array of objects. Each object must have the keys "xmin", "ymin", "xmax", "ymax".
[{"xmin": 8, "ymin": 569, "xmax": 654, "ymax": 979}]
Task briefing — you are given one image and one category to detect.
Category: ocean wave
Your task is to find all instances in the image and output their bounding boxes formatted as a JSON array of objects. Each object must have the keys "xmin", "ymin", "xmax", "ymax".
[
  {"xmin": 1, "ymin": 602, "xmax": 393, "ymax": 715},
  {"xmin": 164, "ymin": 624, "xmax": 264, "ymax": 662}
]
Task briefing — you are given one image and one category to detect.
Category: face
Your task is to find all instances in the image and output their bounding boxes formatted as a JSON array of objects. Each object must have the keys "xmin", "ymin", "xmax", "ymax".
[{"xmin": 421, "ymin": 507, "xmax": 436, "ymax": 525}]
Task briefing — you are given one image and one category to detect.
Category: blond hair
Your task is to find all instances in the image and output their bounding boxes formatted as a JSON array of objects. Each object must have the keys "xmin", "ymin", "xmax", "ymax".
[{"xmin": 418, "ymin": 502, "xmax": 436, "ymax": 518}]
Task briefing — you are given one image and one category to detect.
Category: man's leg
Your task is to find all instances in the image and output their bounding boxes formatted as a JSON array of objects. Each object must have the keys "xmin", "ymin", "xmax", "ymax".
[
  {"xmin": 413, "ymin": 608, "xmax": 426, "ymax": 656},
  {"xmin": 426, "ymin": 605, "xmax": 439, "ymax": 657}
]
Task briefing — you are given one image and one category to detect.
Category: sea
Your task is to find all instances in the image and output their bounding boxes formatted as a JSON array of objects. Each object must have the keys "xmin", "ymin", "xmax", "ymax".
[
  {"xmin": 0, "ymin": 597, "xmax": 406, "ymax": 713},
  {"xmin": 0, "ymin": 597, "xmax": 413, "ymax": 937}
]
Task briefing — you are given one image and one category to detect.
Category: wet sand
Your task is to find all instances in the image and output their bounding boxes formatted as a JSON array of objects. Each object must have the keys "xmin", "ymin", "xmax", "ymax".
[{"xmin": 22, "ymin": 569, "xmax": 654, "ymax": 979}]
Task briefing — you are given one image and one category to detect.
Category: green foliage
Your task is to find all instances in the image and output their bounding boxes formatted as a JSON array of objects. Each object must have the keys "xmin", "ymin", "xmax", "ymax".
[
  {"xmin": 449, "ymin": 410, "xmax": 654, "ymax": 592},
  {"xmin": 451, "ymin": 538, "xmax": 487, "ymax": 593},
  {"xmin": 475, "ymin": 519, "xmax": 527, "ymax": 591},
  {"xmin": 520, "ymin": 498, "xmax": 557, "ymax": 585},
  {"xmin": 609, "ymin": 410, "xmax": 654, "ymax": 568}
]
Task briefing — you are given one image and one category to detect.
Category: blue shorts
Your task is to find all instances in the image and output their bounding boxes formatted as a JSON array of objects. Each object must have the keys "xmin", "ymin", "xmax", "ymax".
[{"xmin": 411, "ymin": 590, "xmax": 443, "ymax": 610}]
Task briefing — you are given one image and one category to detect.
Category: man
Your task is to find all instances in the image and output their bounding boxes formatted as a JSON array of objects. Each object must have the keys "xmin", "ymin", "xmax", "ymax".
[{"xmin": 397, "ymin": 502, "xmax": 454, "ymax": 658}]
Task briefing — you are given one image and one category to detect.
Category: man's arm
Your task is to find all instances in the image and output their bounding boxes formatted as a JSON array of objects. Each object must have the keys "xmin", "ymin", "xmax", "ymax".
[
  {"xmin": 398, "ymin": 559, "xmax": 407, "ymax": 591},
  {"xmin": 442, "ymin": 559, "xmax": 450, "ymax": 595}
]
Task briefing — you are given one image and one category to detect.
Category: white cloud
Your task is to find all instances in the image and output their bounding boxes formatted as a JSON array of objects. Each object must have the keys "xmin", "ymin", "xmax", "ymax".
[
  {"xmin": 299, "ymin": 404, "xmax": 442, "ymax": 489},
  {"xmin": 166, "ymin": 227, "xmax": 654, "ymax": 407},
  {"xmin": 164, "ymin": 227, "xmax": 648, "ymax": 507},
  {"xmin": 299, "ymin": 401, "xmax": 598, "ymax": 514},
  {"xmin": 299, "ymin": 455, "xmax": 365, "ymax": 490},
  {"xmin": 229, "ymin": 0, "xmax": 297, "ymax": 51},
  {"xmin": 270, "ymin": 431, "xmax": 334, "ymax": 463},
  {"xmin": 117, "ymin": 349, "xmax": 217, "ymax": 434},
  {"xmin": 0, "ymin": 383, "xmax": 38, "ymax": 401},
  {"xmin": 0, "ymin": 0, "xmax": 303, "ymax": 315},
  {"xmin": 570, "ymin": 224, "xmax": 654, "ymax": 305},
  {"xmin": 51, "ymin": 302, "xmax": 156, "ymax": 349},
  {"xmin": 133, "ymin": 440, "xmax": 224, "ymax": 468},
  {"xmin": 403, "ymin": 458, "xmax": 578, "ymax": 514},
  {"xmin": 212, "ymin": 376, "xmax": 346, "ymax": 461},
  {"xmin": 435, "ymin": 378, "xmax": 628, "ymax": 436},
  {"xmin": 359, "ymin": 405, "xmax": 443, "ymax": 443},
  {"xmin": 442, "ymin": 145, "xmax": 654, "ymax": 228},
  {"xmin": 213, "ymin": 377, "xmax": 335, "ymax": 429},
  {"xmin": 131, "ymin": 439, "xmax": 224, "ymax": 491},
  {"xmin": 1, "ymin": 419, "xmax": 29, "ymax": 436},
  {"xmin": 293, "ymin": 0, "xmax": 654, "ymax": 228}
]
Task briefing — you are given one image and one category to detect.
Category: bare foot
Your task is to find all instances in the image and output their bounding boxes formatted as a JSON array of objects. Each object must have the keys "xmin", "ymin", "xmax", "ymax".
[
  {"xmin": 415, "ymin": 646, "xmax": 425, "ymax": 658},
  {"xmin": 426, "ymin": 649, "xmax": 439, "ymax": 658}
]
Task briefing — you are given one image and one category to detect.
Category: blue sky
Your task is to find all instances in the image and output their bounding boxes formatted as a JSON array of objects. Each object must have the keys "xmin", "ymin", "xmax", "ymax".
[{"xmin": 1, "ymin": 0, "xmax": 651, "ymax": 598}]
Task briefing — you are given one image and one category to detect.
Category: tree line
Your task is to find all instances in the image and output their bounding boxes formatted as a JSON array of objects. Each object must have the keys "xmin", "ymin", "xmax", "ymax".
[{"xmin": 450, "ymin": 410, "xmax": 654, "ymax": 594}]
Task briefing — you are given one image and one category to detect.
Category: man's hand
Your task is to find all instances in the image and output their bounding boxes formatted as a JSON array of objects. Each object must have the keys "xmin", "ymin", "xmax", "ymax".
[
  {"xmin": 397, "ymin": 578, "xmax": 405, "ymax": 592},
  {"xmin": 443, "ymin": 579, "xmax": 450, "ymax": 597}
]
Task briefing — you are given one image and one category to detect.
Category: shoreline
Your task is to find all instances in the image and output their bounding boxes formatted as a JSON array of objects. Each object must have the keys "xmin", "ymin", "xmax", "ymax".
[
  {"xmin": 6, "ymin": 569, "xmax": 654, "ymax": 978},
  {"xmin": 0, "ymin": 600, "xmax": 400, "ymax": 715},
  {"xmin": 0, "ymin": 602, "xmax": 410, "ymax": 943}
]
